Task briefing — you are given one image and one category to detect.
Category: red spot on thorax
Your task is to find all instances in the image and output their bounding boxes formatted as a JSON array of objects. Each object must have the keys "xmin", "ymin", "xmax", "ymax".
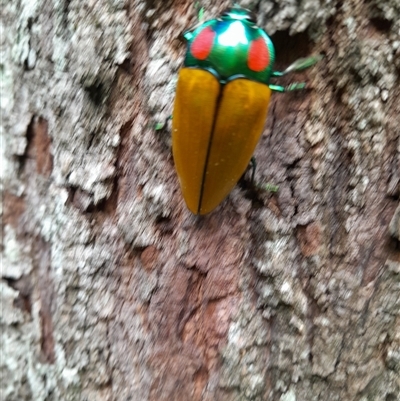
[
  {"xmin": 248, "ymin": 37, "xmax": 270, "ymax": 72},
  {"xmin": 190, "ymin": 27, "xmax": 215, "ymax": 60}
]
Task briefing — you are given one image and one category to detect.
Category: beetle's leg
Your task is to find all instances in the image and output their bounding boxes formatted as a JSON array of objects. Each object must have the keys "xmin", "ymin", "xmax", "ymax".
[
  {"xmin": 245, "ymin": 158, "xmax": 279, "ymax": 193},
  {"xmin": 271, "ymin": 54, "xmax": 323, "ymax": 77},
  {"xmin": 196, "ymin": 3, "xmax": 205, "ymax": 22},
  {"xmin": 155, "ymin": 115, "xmax": 172, "ymax": 131},
  {"xmin": 269, "ymin": 83, "xmax": 306, "ymax": 92},
  {"xmin": 183, "ymin": 31, "xmax": 193, "ymax": 41},
  {"xmin": 182, "ymin": 3, "xmax": 205, "ymax": 39},
  {"xmin": 240, "ymin": 157, "xmax": 257, "ymax": 186},
  {"xmin": 260, "ymin": 183, "xmax": 279, "ymax": 193},
  {"xmin": 249, "ymin": 156, "xmax": 257, "ymax": 184}
]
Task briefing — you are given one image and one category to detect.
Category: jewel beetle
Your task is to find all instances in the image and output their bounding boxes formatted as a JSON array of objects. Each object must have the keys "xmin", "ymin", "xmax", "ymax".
[{"xmin": 172, "ymin": 6, "xmax": 321, "ymax": 215}]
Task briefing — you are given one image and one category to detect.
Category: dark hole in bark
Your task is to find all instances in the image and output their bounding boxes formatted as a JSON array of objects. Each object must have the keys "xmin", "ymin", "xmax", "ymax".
[
  {"xmin": 270, "ymin": 31, "xmax": 313, "ymax": 70},
  {"xmin": 85, "ymin": 81, "xmax": 107, "ymax": 105},
  {"xmin": 156, "ymin": 215, "xmax": 174, "ymax": 234},
  {"xmin": 370, "ymin": 17, "xmax": 392, "ymax": 33},
  {"xmin": 3, "ymin": 276, "xmax": 33, "ymax": 315}
]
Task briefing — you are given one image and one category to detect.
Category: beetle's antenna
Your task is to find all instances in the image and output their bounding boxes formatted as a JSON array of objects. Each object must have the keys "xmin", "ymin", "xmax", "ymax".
[{"xmin": 194, "ymin": 2, "xmax": 205, "ymax": 22}]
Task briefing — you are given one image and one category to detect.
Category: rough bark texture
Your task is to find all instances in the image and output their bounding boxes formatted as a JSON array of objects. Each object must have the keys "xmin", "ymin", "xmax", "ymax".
[{"xmin": 1, "ymin": 0, "xmax": 399, "ymax": 400}]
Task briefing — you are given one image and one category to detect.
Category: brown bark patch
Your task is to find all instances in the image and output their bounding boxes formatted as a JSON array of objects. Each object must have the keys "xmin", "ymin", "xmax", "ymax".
[
  {"xmin": 193, "ymin": 367, "xmax": 209, "ymax": 401},
  {"xmin": 26, "ymin": 116, "xmax": 53, "ymax": 177},
  {"xmin": 36, "ymin": 237, "xmax": 55, "ymax": 364},
  {"xmin": 297, "ymin": 222, "xmax": 322, "ymax": 257},
  {"xmin": 141, "ymin": 246, "xmax": 160, "ymax": 271},
  {"xmin": 3, "ymin": 191, "xmax": 26, "ymax": 228},
  {"xmin": 182, "ymin": 297, "xmax": 239, "ymax": 361}
]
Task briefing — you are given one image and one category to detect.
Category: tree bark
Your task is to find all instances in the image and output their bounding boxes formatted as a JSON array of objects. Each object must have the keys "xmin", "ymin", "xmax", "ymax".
[{"xmin": 1, "ymin": 0, "xmax": 399, "ymax": 400}]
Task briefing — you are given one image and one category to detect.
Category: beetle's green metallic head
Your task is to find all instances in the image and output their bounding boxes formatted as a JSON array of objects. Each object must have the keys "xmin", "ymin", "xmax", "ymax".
[
  {"xmin": 183, "ymin": 7, "xmax": 276, "ymax": 84},
  {"xmin": 220, "ymin": 6, "xmax": 257, "ymax": 24}
]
